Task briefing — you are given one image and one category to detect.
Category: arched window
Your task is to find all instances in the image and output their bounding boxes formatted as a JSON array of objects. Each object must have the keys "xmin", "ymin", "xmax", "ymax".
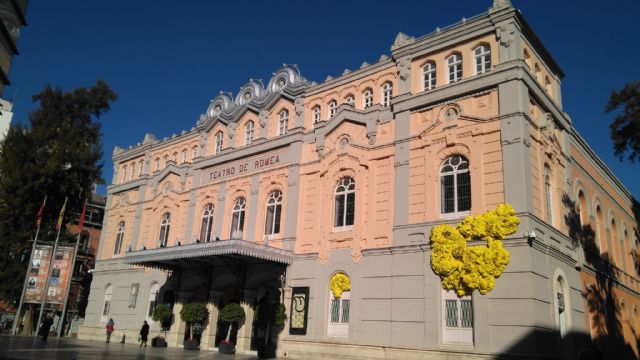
[
  {"xmin": 265, "ymin": 191, "xmax": 283, "ymax": 236},
  {"xmin": 121, "ymin": 165, "xmax": 127, "ymax": 183},
  {"xmin": 172, "ymin": 152, "xmax": 178, "ymax": 163},
  {"xmin": 139, "ymin": 159, "xmax": 144, "ymax": 177},
  {"xmin": 192, "ymin": 145, "xmax": 198, "ymax": 160},
  {"xmin": 130, "ymin": 163, "xmax": 136, "ymax": 180},
  {"xmin": 556, "ymin": 276, "xmax": 568, "ymax": 338},
  {"xmin": 447, "ymin": 53, "xmax": 462, "ymax": 83},
  {"xmin": 596, "ymin": 206, "xmax": 604, "ymax": 253},
  {"xmin": 279, "ymin": 110, "xmax": 289, "ymax": 136},
  {"xmin": 101, "ymin": 285, "xmax": 113, "ymax": 324},
  {"xmin": 440, "ymin": 156, "xmax": 471, "ymax": 214},
  {"xmin": 163, "ymin": 155, "xmax": 169, "ymax": 168},
  {"xmin": 363, "ymin": 88, "xmax": 373, "ymax": 109},
  {"xmin": 381, "ymin": 82, "xmax": 392, "ymax": 107},
  {"xmin": 612, "ymin": 219, "xmax": 622, "ymax": 268},
  {"xmin": 159, "ymin": 213, "xmax": 171, "ymax": 247},
  {"xmin": 146, "ymin": 283, "xmax": 160, "ymax": 319},
  {"xmin": 182, "ymin": 149, "xmax": 187, "ymax": 163},
  {"xmin": 578, "ymin": 190, "xmax": 587, "ymax": 228},
  {"xmin": 114, "ymin": 221, "xmax": 125, "ymax": 255},
  {"xmin": 328, "ymin": 272, "xmax": 350, "ymax": 337},
  {"xmin": 200, "ymin": 204, "xmax": 214, "ymax": 242},
  {"xmin": 230, "ymin": 198, "xmax": 246, "ymax": 239},
  {"xmin": 328, "ymin": 100, "xmax": 337, "ymax": 118},
  {"xmin": 154, "ymin": 158, "xmax": 160, "ymax": 171},
  {"xmin": 544, "ymin": 165, "xmax": 553, "ymax": 224},
  {"xmin": 313, "ymin": 106, "xmax": 321, "ymax": 125},
  {"xmin": 245, "ymin": 121, "xmax": 254, "ymax": 146},
  {"xmin": 423, "ymin": 62, "xmax": 436, "ymax": 91},
  {"xmin": 215, "ymin": 131, "xmax": 224, "ymax": 154},
  {"xmin": 442, "ymin": 289, "xmax": 473, "ymax": 344},
  {"xmin": 345, "ymin": 94, "xmax": 355, "ymax": 106},
  {"xmin": 474, "ymin": 45, "xmax": 491, "ymax": 75},
  {"xmin": 334, "ymin": 177, "xmax": 355, "ymax": 228}
]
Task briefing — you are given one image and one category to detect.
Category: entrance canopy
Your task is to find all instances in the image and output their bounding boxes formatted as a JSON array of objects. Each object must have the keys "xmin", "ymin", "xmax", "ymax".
[{"xmin": 123, "ymin": 239, "xmax": 293, "ymax": 270}]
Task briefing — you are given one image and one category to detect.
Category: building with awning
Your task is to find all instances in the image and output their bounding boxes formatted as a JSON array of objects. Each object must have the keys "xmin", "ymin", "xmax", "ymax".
[{"xmin": 80, "ymin": 1, "xmax": 640, "ymax": 358}]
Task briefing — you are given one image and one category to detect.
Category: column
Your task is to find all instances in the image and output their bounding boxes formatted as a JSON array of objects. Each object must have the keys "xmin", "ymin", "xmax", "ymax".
[
  {"xmin": 235, "ymin": 290, "xmax": 257, "ymax": 353},
  {"xmin": 202, "ymin": 290, "xmax": 223, "ymax": 350}
]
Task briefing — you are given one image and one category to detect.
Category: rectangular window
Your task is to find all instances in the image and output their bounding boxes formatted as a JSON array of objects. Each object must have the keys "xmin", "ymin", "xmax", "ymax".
[
  {"xmin": 335, "ymin": 195, "xmax": 345, "ymax": 227},
  {"xmin": 341, "ymin": 299, "xmax": 350, "ymax": 323},
  {"xmin": 345, "ymin": 193, "xmax": 355, "ymax": 226},
  {"xmin": 273, "ymin": 204, "xmax": 281, "ymax": 234},
  {"xmin": 456, "ymin": 172, "xmax": 471, "ymax": 212},
  {"xmin": 330, "ymin": 299, "xmax": 340, "ymax": 323},
  {"xmin": 442, "ymin": 290, "xmax": 473, "ymax": 344},
  {"xmin": 441, "ymin": 174, "xmax": 455, "ymax": 213}
]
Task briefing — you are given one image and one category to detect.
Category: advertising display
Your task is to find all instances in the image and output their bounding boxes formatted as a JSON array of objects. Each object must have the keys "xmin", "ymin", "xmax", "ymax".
[
  {"xmin": 45, "ymin": 245, "xmax": 74, "ymax": 304},
  {"xmin": 24, "ymin": 245, "xmax": 52, "ymax": 303}
]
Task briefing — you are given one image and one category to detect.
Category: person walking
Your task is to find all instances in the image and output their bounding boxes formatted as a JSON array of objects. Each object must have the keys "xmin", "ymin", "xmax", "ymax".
[
  {"xmin": 40, "ymin": 313, "xmax": 54, "ymax": 344},
  {"xmin": 139, "ymin": 320, "xmax": 149, "ymax": 348},
  {"xmin": 105, "ymin": 318, "xmax": 114, "ymax": 343}
]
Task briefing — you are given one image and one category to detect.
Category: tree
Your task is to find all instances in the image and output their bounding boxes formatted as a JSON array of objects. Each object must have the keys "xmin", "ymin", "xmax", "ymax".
[
  {"xmin": 605, "ymin": 80, "xmax": 640, "ymax": 163},
  {"xmin": 0, "ymin": 81, "xmax": 117, "ymax": 302}
]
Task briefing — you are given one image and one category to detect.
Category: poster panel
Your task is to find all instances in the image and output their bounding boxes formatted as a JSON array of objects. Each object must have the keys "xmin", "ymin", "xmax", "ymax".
[
  {"xmin": 289, "ymin": 287, "xmax": 310, "ymax": 335},
  {"xmin": 24, "ymin": 244, "xmax": 52, "ymax": 304},
  {"xmin": 45, "ymin": 245, "xmax": 74, "ymax": 304}
]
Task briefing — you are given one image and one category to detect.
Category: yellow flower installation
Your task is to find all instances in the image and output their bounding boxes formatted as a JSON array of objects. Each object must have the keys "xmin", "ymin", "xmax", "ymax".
[
  {"xmin": 329, "ymin": 272, "xmax": 351, "ymax": 299},
  {"xmin": 430, "ymin": 204, "xmax": 519, "ymax": 297}
]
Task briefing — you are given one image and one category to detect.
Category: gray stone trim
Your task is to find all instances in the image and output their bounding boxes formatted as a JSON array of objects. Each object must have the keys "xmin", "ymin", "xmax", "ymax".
[
  {"xmin": 284, "ymin": 142, "xmax": 303, "ymax": 240},
  {"xmin": 393, "ymin": 110, "xmax": 410, "ymax": 231},
  {"xmin": 123, "ymin": 239, "xmax": 294, "ymax": 266},
  {"xmin": 193, "ymin": 131, "xmax": 300, "ymax": 171},
  {"xmin": 113, "ymin": 132, "xmax": 199, "ymax": 163},
  {"xmin": 184, "ymin": 168, "xmax": 202, "ymax": 244},
  {"xmin": 304, "ymin": 59, "xmax": 395, "ymax": 97},
  {"xmin": 107, "ymin": 176, "xmax": 149, "ymax": 194},
  {"xmin": 129, "ymin": 184, "xmax": 146, "ymax": 251},
  {"xmin": 96, "ymin": 195, "xmax": 113, "ymax": 261},
  {"xmin": 499, "ymin": 80, "xmax": 533, "ymax": 213},
  {"xmin": 213, "ymin": 182, "xmax": 227, "ymax": 240}
]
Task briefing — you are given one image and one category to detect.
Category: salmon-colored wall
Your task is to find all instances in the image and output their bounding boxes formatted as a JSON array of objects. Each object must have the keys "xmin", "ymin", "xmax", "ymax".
[
  {"xmin": 410, "ymin": 34, "xmax": 499, "ymax": 95},
  {"xmin": 521, "ymin": 37, "xmax": 560, "ymax": 104}
]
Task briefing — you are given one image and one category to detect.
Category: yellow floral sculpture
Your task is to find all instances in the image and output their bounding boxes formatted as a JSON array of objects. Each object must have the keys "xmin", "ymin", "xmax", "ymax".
[
  {"xmin": 430, "ymin": 204, "xmax": 519, "ymax": 297},
  {"xmin": 329, "ymin": 272, "xmax": 350, "ymax": 299}
]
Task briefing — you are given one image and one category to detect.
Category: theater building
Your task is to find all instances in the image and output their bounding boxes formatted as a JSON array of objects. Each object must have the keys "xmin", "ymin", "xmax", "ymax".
[{"xmin": 79, "ymin": 1, "xmax": 640, "ymax": 358}]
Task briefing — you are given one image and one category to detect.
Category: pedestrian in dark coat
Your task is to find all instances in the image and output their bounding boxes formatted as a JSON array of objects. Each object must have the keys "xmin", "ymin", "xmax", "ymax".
[
  {"xmin": 40, "ymin": 314, "xmax": 54, "ymax": 344},
  {"xmin": 139, "ymin": 321, "xmax": 149, "ymax": 348},
  {"xmin": 106, "ymin": 318, "xmax": 114, "ymax": 343}
]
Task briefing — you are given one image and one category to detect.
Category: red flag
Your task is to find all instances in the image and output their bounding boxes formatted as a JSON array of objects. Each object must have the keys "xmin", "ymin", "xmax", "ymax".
[
  {"xmin": 78, "ymin": 199, "xmax": 88, "ymax": 232},
  {"xmin": 55, "ymin": 198, "xmax": 67, "ymax": 231},
  {"xmin": 35, "ymin": 196, "xmax": 47, "ymax": 229}
]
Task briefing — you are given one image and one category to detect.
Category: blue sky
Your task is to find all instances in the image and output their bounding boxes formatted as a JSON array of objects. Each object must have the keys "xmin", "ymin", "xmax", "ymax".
[{"xmin": 4, "ymin": 0, "xmax": 640, "ymax": 199}]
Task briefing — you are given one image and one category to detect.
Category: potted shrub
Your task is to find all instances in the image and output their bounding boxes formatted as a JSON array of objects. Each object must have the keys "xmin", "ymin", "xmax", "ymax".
[
  {"xmin": 218, "ymin": 303, "xmax": 245, "ymax": 354},
  {"xmin": 179, "ymin": 303, "xmax": 209, "ymax": 351},
  {"xmin": 151, "ymin": 304, "xmax": 172, "ymax": 347}
]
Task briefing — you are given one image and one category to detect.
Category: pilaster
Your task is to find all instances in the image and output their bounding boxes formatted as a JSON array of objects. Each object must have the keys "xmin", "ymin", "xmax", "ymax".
[
  {"xmin": 214, "ymin": 182, "xmax": 227, "ymax": 240},
  {"xmin": 498, "ymin": 79, "xmax": 533, "ymax": 213},
  {"xmin": 236, "ymin": 290, "xmax": 257, "ymax": 352},
  {"xmin": 130, "ymin": 184, "xmax": 147, "ymax": 250},
  {"xmin": 202, "ymin": 290, "xmax": 223, "ymax": 350},
  {"xmin": 393, "ymin": 110, "xmax": 411, "ymax": 231},
  {"xmin": 246, "ymin": 175, "xmax": 260, "ymax": 241},
  {"xmin": 184, "ymin": 169, "xmax": 201, "ymax": 243}
]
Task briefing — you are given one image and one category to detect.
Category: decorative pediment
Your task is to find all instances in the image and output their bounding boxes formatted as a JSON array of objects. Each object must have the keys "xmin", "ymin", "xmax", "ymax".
[{"xmin": 198, "ymin": 64, "xmax": 311, "ymax": 130}]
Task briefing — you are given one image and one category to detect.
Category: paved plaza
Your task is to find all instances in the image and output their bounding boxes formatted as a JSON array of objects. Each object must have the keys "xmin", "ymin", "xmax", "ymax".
[{"xmin": 0, "ymin": 335, "xmax": 270, "ymax": 360}]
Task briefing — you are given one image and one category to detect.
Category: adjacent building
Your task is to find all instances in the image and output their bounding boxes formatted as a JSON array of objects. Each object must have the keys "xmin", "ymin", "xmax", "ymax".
[{"xmin": 79, "ymin": 1, "xmax": 640, "ymax": 359}]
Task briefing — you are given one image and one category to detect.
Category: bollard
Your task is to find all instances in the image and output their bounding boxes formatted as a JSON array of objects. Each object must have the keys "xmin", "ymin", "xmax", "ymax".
[{"xmin": 121, "ymin": 334, "xmax": 126, "ymax": 344}]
